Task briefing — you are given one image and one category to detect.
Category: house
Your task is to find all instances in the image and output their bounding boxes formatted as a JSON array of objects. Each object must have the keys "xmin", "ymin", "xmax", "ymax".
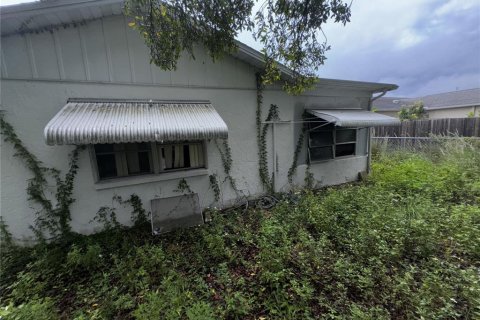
[
  {"xmin": 0, "ymin": 0, "xmax": 399, "ymax": 242},
  {"xmin": 374, "ymin": 88, "xmax": 480, "ymax": 119}
]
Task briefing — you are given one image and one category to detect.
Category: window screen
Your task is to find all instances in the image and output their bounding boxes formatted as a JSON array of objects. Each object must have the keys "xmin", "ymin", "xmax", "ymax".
[{"xmin": 307, "ymin": 125, "xmax": 357, "ymax": 162}]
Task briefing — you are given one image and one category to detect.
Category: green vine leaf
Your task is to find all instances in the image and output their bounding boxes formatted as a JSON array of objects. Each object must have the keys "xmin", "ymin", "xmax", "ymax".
[
  {"xmin": 0, "ymin": 112, "xmax": 84, "ymax": 240},
  {"xmin": 125, "ymin": 0, "xmax": 352, "ymax": 94}
]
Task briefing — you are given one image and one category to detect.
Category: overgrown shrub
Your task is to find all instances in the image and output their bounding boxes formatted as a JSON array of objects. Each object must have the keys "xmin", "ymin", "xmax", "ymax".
[{"xmin": 1, "ymin": 138, "xmax": 479, "ymax": 318}]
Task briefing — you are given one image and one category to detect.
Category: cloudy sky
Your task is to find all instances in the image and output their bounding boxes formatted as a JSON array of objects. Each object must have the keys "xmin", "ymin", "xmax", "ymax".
[{"xmin": 2, "ymin": 0, "xmax": 480, "ymax": 97}]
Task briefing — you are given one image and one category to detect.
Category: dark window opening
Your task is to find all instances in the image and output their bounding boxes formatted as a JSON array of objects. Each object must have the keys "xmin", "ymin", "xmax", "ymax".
[
  {"xmin": 307, "ymin": 123, "xmax": 357, "ymax": 162},
  {"xmin": 96, "ymin": 153, "xmax": 117, "ymax": 179},
  {"xmin": 335, "ymin": 143, "xmax": 356, "ymax": 157}
]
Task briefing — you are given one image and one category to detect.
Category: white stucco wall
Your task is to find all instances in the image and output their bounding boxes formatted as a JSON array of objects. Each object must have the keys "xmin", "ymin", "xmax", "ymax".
[
  {"xmin": 1, "ymin": 15, "xmax": 375, "ymax": 242},
  {"xmin": 427, "ymin": 106, "xmax": 479, "ymax": 119}
]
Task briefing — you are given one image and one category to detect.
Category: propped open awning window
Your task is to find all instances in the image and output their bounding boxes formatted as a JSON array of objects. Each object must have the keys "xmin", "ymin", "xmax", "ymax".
[
  {"xmin": 306, "ymin": 109, "xmax": 400, "ymax": 127},
  {"xmin": 44, "ymin": 99, "xmax": 228, "ymax": 145}
]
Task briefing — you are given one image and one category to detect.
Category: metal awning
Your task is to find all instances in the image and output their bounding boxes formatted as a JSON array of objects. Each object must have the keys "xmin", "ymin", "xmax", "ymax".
[
  {"xmin": 306, "ymin": 109, "xmax": 400, "ymax": 127},
  {"xmin": 44, "ymin": 99, "xmax": 228, "ymax": 145}
]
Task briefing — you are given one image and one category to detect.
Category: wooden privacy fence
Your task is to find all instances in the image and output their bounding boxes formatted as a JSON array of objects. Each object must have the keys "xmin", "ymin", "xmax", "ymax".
[{"xmin": 373, "ymin": 118, "xmax": 480, "ymax": 137}]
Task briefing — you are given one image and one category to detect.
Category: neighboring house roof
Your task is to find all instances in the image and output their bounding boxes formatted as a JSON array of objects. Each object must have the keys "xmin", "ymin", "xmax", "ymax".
[
  {"xmin": 374, "ymin": 88, "xmax": 480, "ymax": 112},
  {"xmin": 373, "ymin": 97, "xmax": 414, "ymax": 111},
  {"xmin": 0, "ymin": 0, "xmax": 397, "ymax": 94},
  {"xmin": 420, "ymin": 88, "xmax": 480, "ymax": 110}
]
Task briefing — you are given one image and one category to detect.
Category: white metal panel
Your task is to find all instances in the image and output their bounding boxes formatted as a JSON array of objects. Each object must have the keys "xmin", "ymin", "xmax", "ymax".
[
  {"xmin": 30, "ymin": 32, "xmax": 60, "ymax": 79},
  {"xmin": 80, "ymin": 19, "xmax": 109, "ymax": 81},
  {"xmin": 57, "ymin": 27, "xmax": 86, "ymax": 80},
  {"xmin": 124, "ymin": 18, "xmax": 153, "ymax": 84},
  {"xmin": 307, "ymin": 109, "xmax": 400, "ymax": 127},
  {"xmin": 44, "ymin": 99, "xmax": 229, "ymax": 145},
  {"xmin": 1, "ymin": 36, "xmax": 32, "ymax": 78},
  {"xmin": 102, "ymin": 16, "xmax": 131, "ymax": 83},
  {"xmin": 151, "ymin": 194, "xmax": 203, "ymax": 234}
]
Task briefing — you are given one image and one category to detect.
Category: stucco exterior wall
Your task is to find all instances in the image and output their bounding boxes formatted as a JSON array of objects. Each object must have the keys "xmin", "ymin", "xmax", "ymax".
[
  {"xmin": 427, "ymin": 106, "xmax": 479, "ymax": 119},
  {"xmin": 377, "ymin": 106, "xmax": 480, "ymax": 119},
  {"xmin": 1, "ymin": 15, "xmax": 374, "ymax": 242}
]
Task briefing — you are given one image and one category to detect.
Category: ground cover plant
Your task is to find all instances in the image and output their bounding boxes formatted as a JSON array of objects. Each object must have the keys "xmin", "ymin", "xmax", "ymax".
[{"xmin": 1, "ymin": 138, "xmax": 479, "ymax": 319}]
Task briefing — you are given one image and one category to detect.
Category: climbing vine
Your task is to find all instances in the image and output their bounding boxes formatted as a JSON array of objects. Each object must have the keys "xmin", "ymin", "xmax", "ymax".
[
  {"xmin": 209, "ymin": 174, "xmax": 221, "ymax": 203},
  {"xmin": 287, "ymin": 112, "xmax": 309, "ymax": 184},
  {"xmin": 0, "ymin": 113, "xmax": 84, "ymax": 240},
  {"xmin": 92, "ymin": 194, "xmax": 149, "ymax": 230},
  {"xmin": 304, "ymin": 165, "xmax": 315, "ymax": 190},
  {"xmin": 0, "ymin": 217, "xmax": 13, "ymax": 248},
  {"xmin": 121, "ymin": 194, "xmax": 149, "ymax": 226},
  {"xmin": 255, "ymin": 72, "xmax": 281, "ymax": 193},
  {"xmin": 175, "ymin": 178, "xmax": 194, "ymax": 194},
  {"xmin": 214, "ymin": 139, "xmax": 238, "ymax": 192}
]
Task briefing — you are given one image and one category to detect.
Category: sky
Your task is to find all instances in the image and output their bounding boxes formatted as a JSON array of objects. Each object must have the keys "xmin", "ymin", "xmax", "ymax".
[{"xmin": 2, "ymin": 0, "xmax": 480, "ymax": 97}]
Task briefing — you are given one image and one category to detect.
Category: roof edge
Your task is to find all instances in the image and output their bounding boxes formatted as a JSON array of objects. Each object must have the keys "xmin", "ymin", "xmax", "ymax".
[{"xmin": 67, "ymin": 98, "xmax": 212, "ymax": 104}]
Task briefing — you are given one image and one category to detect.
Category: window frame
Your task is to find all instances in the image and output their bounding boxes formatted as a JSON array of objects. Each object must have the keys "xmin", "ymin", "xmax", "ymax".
[
  {"xmin": 307, "ymin": 123, "xmax": 358, "ymax": 163},
  {"xmin": 89, "ymin": 141, "xmax": 207, "ymax": 182}
]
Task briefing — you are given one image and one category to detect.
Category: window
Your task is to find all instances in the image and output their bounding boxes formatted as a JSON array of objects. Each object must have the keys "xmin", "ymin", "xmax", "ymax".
[
  {"xmin": 93, "ymin": 142, "xmax": 205, "ymax": 180},
  {"xmin": 307, "ymin": 123, "xmax": 357, "ymax": 162}
]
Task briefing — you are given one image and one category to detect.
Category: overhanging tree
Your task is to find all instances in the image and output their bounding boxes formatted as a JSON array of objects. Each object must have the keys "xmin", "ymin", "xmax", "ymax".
[{"xmin": 124, "ymin": 0, "xmax": 352, "ymax": 94}]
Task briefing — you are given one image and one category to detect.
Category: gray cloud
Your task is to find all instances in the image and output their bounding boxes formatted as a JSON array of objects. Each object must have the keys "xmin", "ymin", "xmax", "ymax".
[{"xmin": 316, "ymin": 0, "xmax": 480, "ymax": 96}]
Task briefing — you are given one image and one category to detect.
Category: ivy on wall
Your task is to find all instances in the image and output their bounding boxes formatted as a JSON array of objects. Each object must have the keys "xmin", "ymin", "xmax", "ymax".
[
  {"xmin": 209, "ymin": 174, "xmax": 221, "ymax": 203},
  {"xmin": 214, "ymin": 139, "xmax": 238, "ymax": 192},
  {"xmin": 255, "ymin": 72, "xmax": 282, "ymax": 193},
  {"xmin": 175, "ymin": 178, "xmax": 194, "ymax": 194},
  {"xmin": 0, "ymin": 113, "xmax": 84, "ymax": 240},
  {"xmin": 92, "ymin": 194, "xmax": 149, "ymax": 231},
  {"xmin": 287, "ymin": 112, "xmax": 309, "ymax": 184},
  {"xmin": 304, "ymin": 165, "xmax": 314, "ymax": 189}
]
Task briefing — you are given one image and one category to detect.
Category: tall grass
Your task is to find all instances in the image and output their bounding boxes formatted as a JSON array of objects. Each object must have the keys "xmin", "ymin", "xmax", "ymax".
[{"xmin": 1, "ymin": 138, "xmax": 479, "ymax": 319}]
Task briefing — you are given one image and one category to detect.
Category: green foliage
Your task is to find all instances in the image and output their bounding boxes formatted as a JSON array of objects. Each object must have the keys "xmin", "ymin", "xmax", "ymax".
[
  {"xmin": 304, "ymin": 165, "xmax": 315, "ymax": 189},
  {"xmin": 0, "ymin": 299, "xmax": 59, "ymax": 320},
  {"xmin": 92, "ymin": 206, "xmax": 121, "ymax": 231},
  {"xmin": 467, "ymin": 111, "xmax": 475, "ymax": 118},
  {"xmin": 124, "ymin": 0, "xmax": 254, "ymax": 71},
  {"xmin": 255, "ymin": 87, "xmax": 280, "ymax": 193},
  {"xmin": 125, "ymin": 0, "xmax": 351, "ymax": 94},
  {"xmin": 123, "ymin": 194, "xmax": 149, "ymax": 226},
  {"xmin": 287, "ymin": 113, "xmax": 308, "ymax": 184},
  {"xmin": 0, "ymin": 217, "xmax": 14, "ymax": 248},
  {"xmin": 398, "ymin": 100, "xmax": 427, "ymax": 120},
  {"xmin": 208, "ymin": 174, "xmax": 221, "ymax": 203},
  {"xmin": 175, "ymin": 178, "xmax": 194, "ymax": 194},
  {"xmin": 1, "ymin": 138, "xmax": 479, "ymax": 318},
  {"xmin": 91, "ymin": 194, "xmax": 150, "ymax": 230},
  {"xmin": 66, "ymin": 244, "xmax": 103, "ymax": 271},
  {"xmin": 0, "ymin": 114, "xmax": 83, "ymax": 239},
  {"xmin": 214, "ymin": 138, "xmax": 238, "ymax": 192}
]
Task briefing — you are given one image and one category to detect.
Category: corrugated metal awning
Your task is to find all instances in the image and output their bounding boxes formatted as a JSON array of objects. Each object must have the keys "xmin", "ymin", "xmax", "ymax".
[
  {"xmin": 44, "ymin": 99, "xmax": 228, "ymax": 145},
  {"xmin": 307, "ymin": 109, "xmax": 400, "ymax": 127}
]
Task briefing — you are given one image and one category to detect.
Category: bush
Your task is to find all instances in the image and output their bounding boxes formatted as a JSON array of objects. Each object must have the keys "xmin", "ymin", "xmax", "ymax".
[
  {"xmin": 0, "ymin": 299, "xmax": 59, "ymax": 320},
  {"xmin": 1, "ymin": 138, "xmax": 479, "ymax": 318}
]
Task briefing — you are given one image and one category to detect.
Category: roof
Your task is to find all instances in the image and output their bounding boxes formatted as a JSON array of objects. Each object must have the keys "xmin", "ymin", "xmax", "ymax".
[
  {"xmin": 374, "ymin": 88, "xmax": 480, "ymax": 111},
  {"xmin": 44, "ymin": 99, "xmax": 228, "ymax": 145},
  {"xmin": 307, "ymin": 109, "xmax": 400, "ymax": 127},
  {"xmin": 420, "ymin": 88, "xmax": 480, "ymax": 110},
  {"xmin": 1, "ymin": 0, "xmax": 397, "ymax": 94},
  {"xmin": 372, "ymin": 97, "xmax": 414, "ymax": 111}
]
